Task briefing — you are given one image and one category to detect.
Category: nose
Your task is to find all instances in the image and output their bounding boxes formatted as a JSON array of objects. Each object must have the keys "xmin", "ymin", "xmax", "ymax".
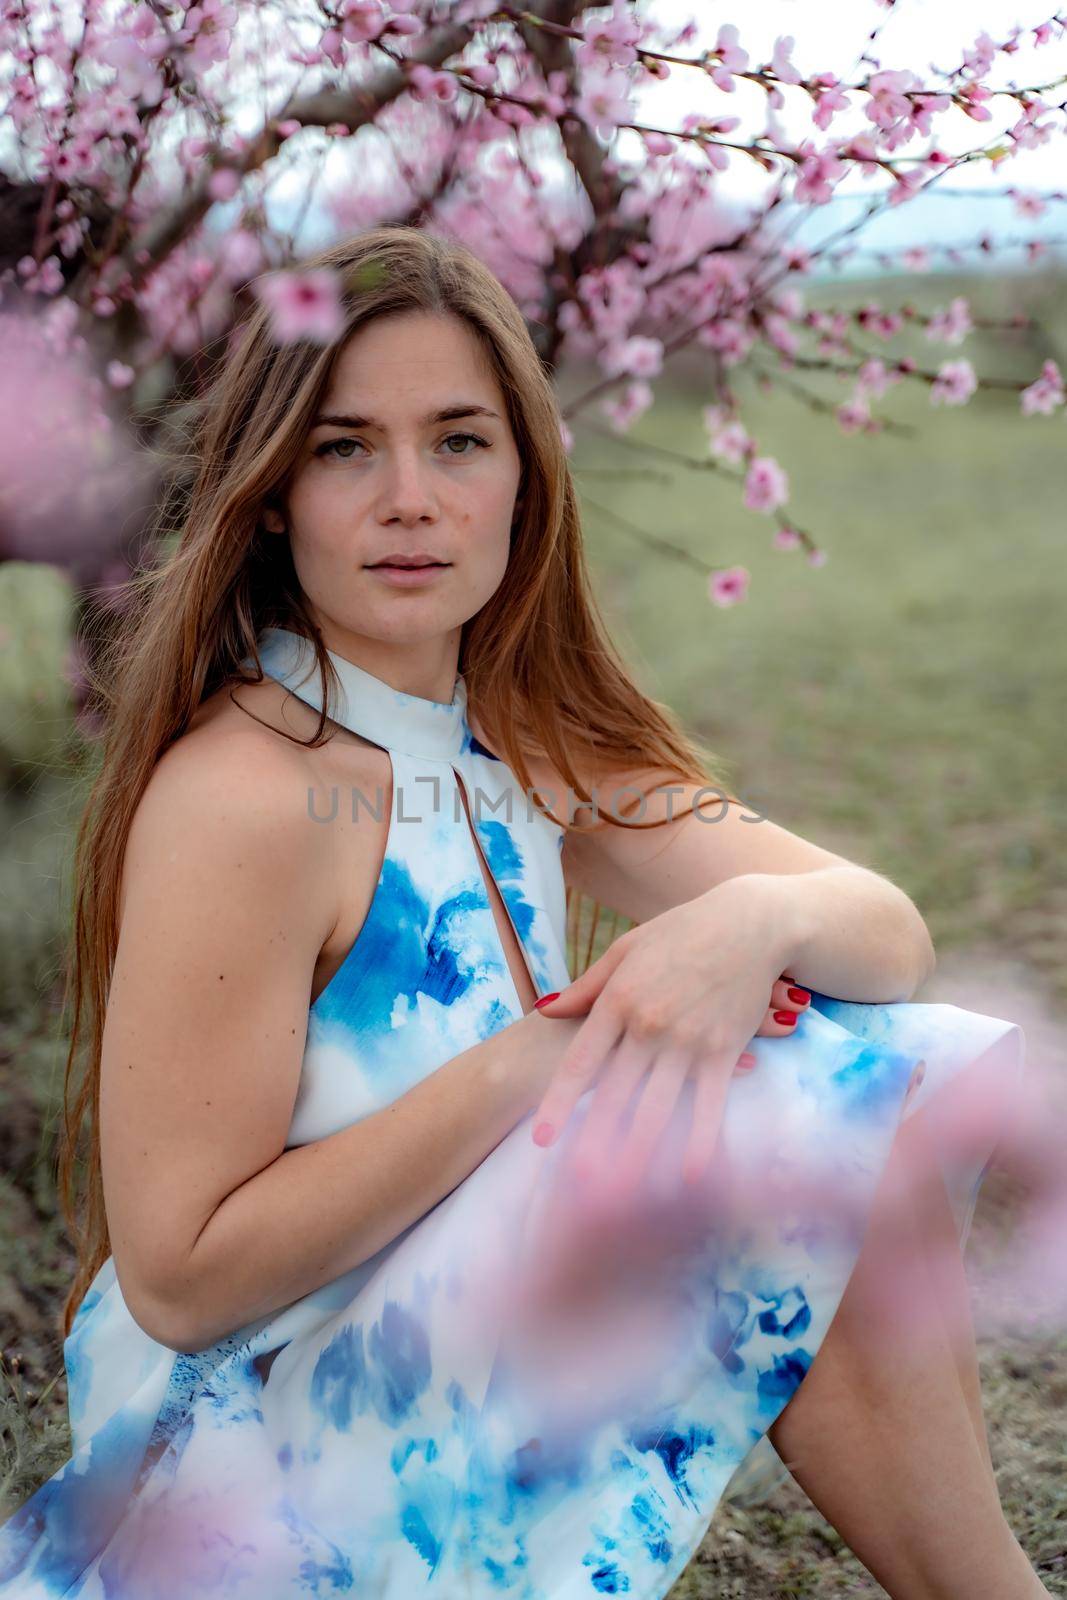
[{"xmin": 375, "ymin": 444, "xmax": 439, "ymax": 525}]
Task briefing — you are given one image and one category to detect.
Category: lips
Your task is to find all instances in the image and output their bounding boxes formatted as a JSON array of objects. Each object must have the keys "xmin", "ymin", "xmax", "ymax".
[{"xmin": 367, "ymin": 558, "xmax": 450, "ymax": 569}]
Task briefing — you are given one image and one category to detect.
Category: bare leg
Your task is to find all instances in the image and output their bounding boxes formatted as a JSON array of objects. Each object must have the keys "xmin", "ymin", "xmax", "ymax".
[
  {"xmin": 896, "ymin": 1099, "xmax": 997, "ymax": 1485},
  {"xmin": 766, "ymin": 1100, "xmax": 1050, "ymax": 1600}
]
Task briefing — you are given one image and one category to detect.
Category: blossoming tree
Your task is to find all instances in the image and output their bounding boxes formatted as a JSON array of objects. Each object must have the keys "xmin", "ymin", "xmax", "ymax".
[{"xmin": 1, "ymin": 0, "xmax": 1065, "ymax": 621}]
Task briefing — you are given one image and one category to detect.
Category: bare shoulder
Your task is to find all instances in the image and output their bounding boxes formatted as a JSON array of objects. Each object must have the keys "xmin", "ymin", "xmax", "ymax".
[
  {"xmin": 124, "ymin": 686, "xmax": 326, "ymax": 919},
  {"xmin": 123, "ymin": 674, "xmax": 403, "ymax": 964}
]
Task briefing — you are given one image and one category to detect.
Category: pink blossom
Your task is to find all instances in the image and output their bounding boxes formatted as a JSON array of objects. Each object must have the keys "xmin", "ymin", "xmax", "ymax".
[
  {"xmin": 574, "ymin": 71, "xmax": 634, "ymax": 138},
  {"xmin": 707, "ymin": 420, "xmax": 750, "ymax": 465},
  {"xmin": 1020, "ymin": 359, "xmax": 1064, "ymax": 417},
  {"xmin": 857, "ymin": 304, "xmax": 903, "ymax": 340},
  {"xmin": 16, "ymin": 255, "xmax": 64, "ymax": 295},
  {"xmin": 106, "ymin": 361, "xmax": 135, "ymax": 389},
  {"xmin": 1011, "ymin": 189, "xmax": 1047, "ymax": 219},
  {"xmin": 387, "ymin": 11, "xmax": 424, "ymax": 38},
  {"xmin": 706, "ymin": 22, "xmax": 748, "ymax": 91},
  {"xmin": 181, "ymin": 0, "xmax": 238, "ymax": 73},
  {"xmin": 699, "ymin": 318, "xmax": 754, "ymax": 367},
  {"xmin": 925, "ymin": 296, "xmax": 972, "ymax": 346},
  {"xmin": 856, "ymin": 358, "xmax": 892, "ymax": 399},
  {"xmin": 94, "ymin": 32, "xmax": 165, "ymax": 105},
  {"xmin": 781, "ymin": 244, "xmax": 813, "ymax": 274},
  {"xmin": 218, "ymin": 229, "xmax": 263, "ymax": 282},
  {"xmin": 576, "ymin": 3, "xmax": 643, "ymax": 72},
  {"xmin": 773, "ymin": 526, "xmax": 802, "ymax": 551},
  {"xmin": 811, "ymin": 76, "xmax": 851, "ymax": 131},
  {"xmin": 1010, "ymin": 100, "xmax": 1055, "ymax": 153},
  {"xmin": 465, "ymin": 64, "xmax": 499, "ymax": 90},
  {"xmin": 930, "ymin": 359, "xmax": 977, "ymax": 406},
  {"xmin": 179, "ymin": 136, "xmax": 210, "ymax": 170},
  {"xmin": 887, "ymin": 167, "xmax": 927, "ymax": 208},
  {"xmin": 957, "ymin": 82, "xmax": 993, "ymax": 122},
  {"xmin": 409, "ymin": 65, "xmax": 458, "ymax": 104},
  {"xmin": 602, "ymin": 380, "xmax": 653, "ymax": 432},
  {"xmin": 253, "ymin": 268, "xmax": 345, "ymax": 346},
  {"xmin": 794, "ymin": 144, "xmax": 846, "ymax": 206},
  {"xmin": 708, "ymin": 565, "xmax": 750, "ymax": 607},
  {"xmin": 771, "ymin": 35, "xmax": 802, "ymax": 86},
  {"xmin": 207, "ymin": 167, "xmax": 241, "ymax": 202},
  {"xmin": 339, "ymin": 0, "xmax": 385, "ymax": 43},
  {"xmin": 744, "ymin": 456, "xmax": 789, "ymax": 513},
  {"xmin": 0, "ymin": 307, "xmax": 156, "ymax": 568},
  {"xmin": 864, "ymin": 68, "xmax": 919, "ymax": 133},
  {"xmin": 837, "ymin": 396, "xmax": 870, "ymax": 433},
  {"xmin": 602, "ymin": 335, "xmax": 663, "ymax": 380},
  {"xmin": 962, "ymin": 31, "xmax": 997, "ymax": 77}
]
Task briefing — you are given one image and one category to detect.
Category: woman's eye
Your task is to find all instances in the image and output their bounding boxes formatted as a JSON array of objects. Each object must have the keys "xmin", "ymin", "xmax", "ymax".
[
  {"xmin": 441, "ymin": 431, "xmax": 489, "ymax": 456},
  {"xmin": 316, "ymin": 437, "xmax": 364, "ymax": 460},
  {"xmin": 315, "ymin": 432, "xmax": 489, "ymax": 461}
]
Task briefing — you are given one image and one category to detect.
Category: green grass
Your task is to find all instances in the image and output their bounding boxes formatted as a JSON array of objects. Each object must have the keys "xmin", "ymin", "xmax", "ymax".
[
  {"xmin": 1, "ymin": 268, "xmax": 1065, "ymax": 1591},
  {"xmin": 566, "ymin": 267, "xmax": 1067, "ymax": 1005}
]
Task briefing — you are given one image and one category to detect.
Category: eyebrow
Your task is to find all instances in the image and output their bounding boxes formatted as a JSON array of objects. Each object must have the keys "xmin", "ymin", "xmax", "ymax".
[{"xmin": 312, "ymin": 404, "xmax": 502, "ymax": 429}]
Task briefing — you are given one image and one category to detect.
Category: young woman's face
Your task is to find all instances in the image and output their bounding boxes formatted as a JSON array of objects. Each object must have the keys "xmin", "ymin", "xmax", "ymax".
[{"xmin": 266, "ymin": 310, "xmax": 524, "ymax": 671}]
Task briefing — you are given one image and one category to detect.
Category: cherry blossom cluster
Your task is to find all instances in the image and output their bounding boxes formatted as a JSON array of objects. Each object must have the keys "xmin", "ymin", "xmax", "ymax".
[{"xmin": 1, "ymin": 0, "xmax": 1066, "ymax": 603}]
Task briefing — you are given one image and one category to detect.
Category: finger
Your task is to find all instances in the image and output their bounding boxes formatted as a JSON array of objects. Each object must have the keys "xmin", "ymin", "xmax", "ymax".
[
  {"xmin": 680, "ymin": 1052, "xmax": 734, "ymax": 1187},
  {"xmin": 531, "ymin": 994, "xmax": 625, "ymax": 1147},
  {"xmin": 752, "ymin": 1004, "xmax": 803, "ymax": 1037},
  {"xmin": 612, "ymin": 1043, "xmax": 694, "ymax": 1194},
  {"xmin": 569, "ymin": 1030, "xmax": 657, "ymax": 1184},
  {"xmin": 770, "ymin": 977, "xmax": 811, "ymax": 1011},
  {"xmin": 531, "ymin": 933, "xmax": 633, "ymax": 1017}
]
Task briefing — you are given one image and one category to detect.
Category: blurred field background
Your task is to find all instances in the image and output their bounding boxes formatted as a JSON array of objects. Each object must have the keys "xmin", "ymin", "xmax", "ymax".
[{"xmin": 2, "ymin": 267, "xmax": 1065, "ymax": 1594}]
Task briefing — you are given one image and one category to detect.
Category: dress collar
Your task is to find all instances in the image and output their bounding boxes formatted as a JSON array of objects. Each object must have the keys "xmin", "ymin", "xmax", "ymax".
[{"xmin": 248, "ymin": 625, "xmax": 469, "ymax": 762}]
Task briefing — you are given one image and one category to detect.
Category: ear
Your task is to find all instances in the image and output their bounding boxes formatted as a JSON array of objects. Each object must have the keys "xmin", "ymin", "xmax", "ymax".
[{"xmin": 262, "ymin": 506, "xmax": 286, "ymax": 535}]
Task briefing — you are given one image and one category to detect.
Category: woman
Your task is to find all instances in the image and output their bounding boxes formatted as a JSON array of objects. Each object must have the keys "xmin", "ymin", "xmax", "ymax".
[{"xmin": 0, "ymin": 225, "xmax": 1045, "ymax": 1598}]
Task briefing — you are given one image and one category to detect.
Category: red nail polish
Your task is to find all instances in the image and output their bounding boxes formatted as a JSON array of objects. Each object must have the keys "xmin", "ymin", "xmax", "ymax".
[
  {"xmin": 533, "ymin": 992, "xmax": 560, "ymax": 1009},
  {"xmin": 774, "ymin": 1010, "xmax": 797, "ymax": 1025},
  {"xmin": 787, "ymin": 987, "xmax": 810, "ymax": 1004}
]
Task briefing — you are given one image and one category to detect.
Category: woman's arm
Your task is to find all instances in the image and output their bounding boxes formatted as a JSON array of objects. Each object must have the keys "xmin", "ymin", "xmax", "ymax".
[
  {"xmin": 101, "ymin": 733, "xmax": 573, "ymax": 1355},
  {"xmin": 729, "ymin": 865, "xmax": 936, "ymax": 1005},
  {"xmin": 159, "ymin": 1011, "xmax": 563, "ymax": 1354},
  {"xmin": 560, "ymin": 769, "xmax": 935, "ymax": 1003}
]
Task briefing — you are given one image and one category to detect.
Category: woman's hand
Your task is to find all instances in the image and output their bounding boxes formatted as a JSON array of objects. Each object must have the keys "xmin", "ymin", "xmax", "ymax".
[{"xmin": 529, "ymin": 875, "xmax": 810, "ymax": 1191}]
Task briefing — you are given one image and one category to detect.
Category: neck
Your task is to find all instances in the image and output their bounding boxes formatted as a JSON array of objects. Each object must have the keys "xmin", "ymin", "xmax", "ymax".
[{"xmin": 315, "ymin": 623, "xmax": 461, "ymax": 705}]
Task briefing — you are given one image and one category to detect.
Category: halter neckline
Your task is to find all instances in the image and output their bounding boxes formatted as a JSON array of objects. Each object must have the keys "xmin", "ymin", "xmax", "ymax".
[{"xmin": 249, "ymin": 625, "xmax": 469, "ymax": 762}]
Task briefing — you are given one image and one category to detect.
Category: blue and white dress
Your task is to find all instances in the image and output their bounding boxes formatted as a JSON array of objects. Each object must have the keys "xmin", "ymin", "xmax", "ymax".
[{"xmin": 0, "ymin": 625, "xmax": 1025, "ymax": 1598}]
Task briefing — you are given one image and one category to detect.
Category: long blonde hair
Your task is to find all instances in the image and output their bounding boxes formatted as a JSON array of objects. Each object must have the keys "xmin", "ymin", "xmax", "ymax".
[{"xmin": 58, "ymin": 224, "xmax": 739, "ymax": 1337}]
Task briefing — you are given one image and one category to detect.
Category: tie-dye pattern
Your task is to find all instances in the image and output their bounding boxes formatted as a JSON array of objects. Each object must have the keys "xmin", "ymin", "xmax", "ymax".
[{"xmin": 0, "ymin": 627, "xmax": 1025, "ymax": 1597}]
